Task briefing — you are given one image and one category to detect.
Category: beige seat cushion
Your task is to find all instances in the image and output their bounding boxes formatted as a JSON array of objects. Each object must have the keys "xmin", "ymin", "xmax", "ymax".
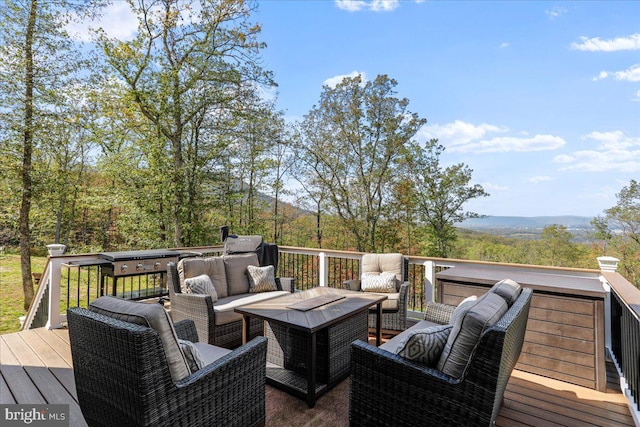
[
  {"xmin": 89, "ymin": 296, "xmax": 190, "ymax": 382},
  {"xmin": 366, "ymin": 291, "xmax": 399, "ymax": 311},
  {"xmin": 178, "ymin": 256, "xmax": 228, "ymax": 298},
  {"xmin": 213, "ymin": 291, "xmax": 290, "ymax": 325},
  {"xmin": 223, "ymin": 253, "xmax": 259, "ymax": 296}
]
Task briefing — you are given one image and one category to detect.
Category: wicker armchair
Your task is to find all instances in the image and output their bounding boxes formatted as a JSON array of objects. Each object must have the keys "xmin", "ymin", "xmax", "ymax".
[
  {"xmin": 343, "ymin": 253, "xmax": 410, "ymax": 332},
  {"xmin": 350, "ymin": 288, "xmax": 532, "ymax": 426},
  {"xmin": 67, "ymin": 303, "xmax": 267, "ymax": 427}
]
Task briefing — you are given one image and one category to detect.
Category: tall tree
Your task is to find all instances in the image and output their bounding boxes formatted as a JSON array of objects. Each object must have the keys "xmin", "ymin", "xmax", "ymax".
[
  {"xmin": 0, "ymin": 0, "xmax": 99, "ymax": 310},
  {"xmin": 602, "ymin": 180, "xmax": 640, "ymax": 287},
  {"xmin": 403, "ymin": 139, "xmax": 489, "ymax": 258},
  {"xmin": 96, "ymin": 0, "xmax": 272, "ymax": 246},
  {"xmin": 296, "ymin": 74, "xmax": 425, "ymax": 252}
]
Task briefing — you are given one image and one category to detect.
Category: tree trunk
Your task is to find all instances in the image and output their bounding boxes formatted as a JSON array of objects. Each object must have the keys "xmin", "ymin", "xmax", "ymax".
[{"xmin": 20, "ymin": 0, "xmax": 37, "ymax": 311}]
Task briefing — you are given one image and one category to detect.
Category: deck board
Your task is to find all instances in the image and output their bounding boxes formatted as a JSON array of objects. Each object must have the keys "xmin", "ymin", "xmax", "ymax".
[{"xmin": 0, "ymin": 328, "xmax": 634, "ymax": 427}]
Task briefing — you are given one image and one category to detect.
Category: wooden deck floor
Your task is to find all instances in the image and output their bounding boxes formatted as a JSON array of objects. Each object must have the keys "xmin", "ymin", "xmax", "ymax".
[{"xmin": 0, "ymin": 328, "xmax": 635, "ymax": 427}]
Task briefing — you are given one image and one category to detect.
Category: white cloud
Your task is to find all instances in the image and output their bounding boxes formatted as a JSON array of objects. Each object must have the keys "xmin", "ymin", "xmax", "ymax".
[
  {"xmin": 419, "ymin": 120, "xmax": 505, "ymax": 147},
  {"xmin": 420, "ymin": 121, "xmax": 565, "ymax": 153},
  {"xmin": 323, "ymin": 71, "xmax": 367, "ymax": 88},
  {"xmin": 481, "ymin": 182, "xmax": 510, "ymax": 191},
  {"xmin": 593, "ymin": 64, "xmax": 640, "ymax": 82},
  {"xmin": 499, "ymin": 42, "xmax": 509, "ymax": 49},
  {"xmin": 546, "ymin": 7, "xmax": 568, "ymax": 19},
  {"xmin": 67, "ymin": 3, "xmax": 138, "ymax": 42},
  {"xmin": 571, "ymin": 33, "xmax": 640, "ymax": 52},
  {"xmin": 335, "ymin": 0, "xmax": 400, "ymax": 12},
  {"xmin": 455, "ymin": 135, "xmax": 566, "ymax": 153},
  {"xmin": 554, "ymin": 130, "xmax": 640, "ymax": 172},
  {"xmin": 529, "ymin": 176, "xmax": 554, "ymax": 183}
]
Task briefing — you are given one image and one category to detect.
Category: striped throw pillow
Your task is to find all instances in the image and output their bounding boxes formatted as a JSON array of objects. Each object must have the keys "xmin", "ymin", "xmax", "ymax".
[
  {"xmin": 396, "ymin": 325, "xmax": 453, "ymax": 366},
  {"xmin": 361, "ymin": 272, "xmax": 396, "ymax": 293},
  {"xmin": 247, "ymin": 265, "xmax": 278, "ymax": 293},
  {"xmin": 184, "ymin": 274, "xmax": 218, "ymax": 302}
]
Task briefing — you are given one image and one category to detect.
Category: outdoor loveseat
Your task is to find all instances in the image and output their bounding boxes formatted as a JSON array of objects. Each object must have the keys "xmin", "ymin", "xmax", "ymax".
[
  {"xmin": 67, "ymin": 297, "xmax": 267, "ymax": 427},
  {"xmin": 350, "ymin": 279, "xmax": 532, "ymax": 426},
  {"xmin": 167, "ymin": 252, "xmax": 294, "ymax": 348}
]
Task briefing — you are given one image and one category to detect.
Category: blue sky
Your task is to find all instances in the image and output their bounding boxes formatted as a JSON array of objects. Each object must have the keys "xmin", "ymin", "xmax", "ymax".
[{"xmin": 79, "ymin": 1, "xmax": 640, "ymax": 217}]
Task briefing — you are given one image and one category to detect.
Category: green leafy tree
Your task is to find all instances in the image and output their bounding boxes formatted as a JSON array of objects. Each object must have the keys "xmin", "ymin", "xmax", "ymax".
[
  {"xmin": 538, "ymin": 224, "xmax": 580, "ymax": 267},
  {"xmin": 296, "ymin": 74, "xmax": 425, "ymax": 252},
  {"xmin": 0, "ymin": 0, "xmax": 101, "ymax": 309},
  {"xmin": 602, "ymin": 180, "xmax": 640, "ymax": 287},
  {"xmin": 403, "ymin": 139, "xmax": 489, "ymax": 258},
  {"xmin": 96, "ymin": 0, "xmax": 272, "ymax": 246}
]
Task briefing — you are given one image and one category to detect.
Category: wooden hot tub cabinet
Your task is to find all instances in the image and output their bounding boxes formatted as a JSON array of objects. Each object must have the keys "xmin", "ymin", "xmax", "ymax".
[{"xmin": 436, "ymin": 264, "xmax": 607, "ymax": 391}]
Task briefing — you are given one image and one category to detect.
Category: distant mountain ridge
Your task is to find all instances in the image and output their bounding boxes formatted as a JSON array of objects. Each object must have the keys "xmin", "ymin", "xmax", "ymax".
[{"xmin": 459, "ymin": 215, "xmax": 594, "ymax": 230}]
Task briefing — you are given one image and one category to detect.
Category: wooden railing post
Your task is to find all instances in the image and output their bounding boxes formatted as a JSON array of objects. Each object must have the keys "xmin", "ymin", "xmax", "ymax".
[
  {"xmin": 319, "ymin": 252, "xmax": 328, "ymax": 287},
  {"xmin": 424, "ymin": 260, "xmax": 436, "ymax": 303}
]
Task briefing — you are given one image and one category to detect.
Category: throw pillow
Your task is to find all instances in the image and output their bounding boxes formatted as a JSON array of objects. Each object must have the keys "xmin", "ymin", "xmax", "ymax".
[
  {"xmin": 184, "ymin": 274, "xmax": 218, "ymax": 302},
  {"xmin": 178, "ymin": 339, "xmax": 205, "ymax": 373},
  {"xmin": 247, "ymin": 265, "xmax": 278, "ymax": 293},
  {"xmin": 396, "ymin": 325, "xmax": 453, "ymax": 366},
  {"xmin": 361, "ymin": 272, "xmax": 396, "ymax": 293}
]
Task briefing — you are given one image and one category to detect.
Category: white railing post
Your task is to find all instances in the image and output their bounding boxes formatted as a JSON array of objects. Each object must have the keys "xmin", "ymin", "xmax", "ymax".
[
  {"xmin": 319, "ymin": 252, "xmax": 328, "ymax": 287},
  {"xmin": 597, "ymin": 256, "xmax": 619, "ymax": 354},
  {"xmin": 424, "ymin": 260, "xmax": 436, "ymax": 303},
  {"xmin": 47, "ymin": 257, "xmax": 64, "ymax": 329},
  {"xmin": 600, "ymin": 277, "xmax": 612, "ymax": 351}
]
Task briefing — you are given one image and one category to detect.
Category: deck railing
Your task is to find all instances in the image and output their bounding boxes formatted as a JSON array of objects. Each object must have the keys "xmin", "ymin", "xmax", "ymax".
[
  {"xmin": 22, "ymin": 245, "xmax": 640, "ymax": 423},
  {"xmin": 603, "ymin": 270, "xmax": 640, "ymax": 416}
]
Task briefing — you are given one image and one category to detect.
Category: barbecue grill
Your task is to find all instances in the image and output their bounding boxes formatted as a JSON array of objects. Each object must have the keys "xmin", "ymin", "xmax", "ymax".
[{"xmin": 99, "ymin": 249, "xmax": 183, "ymax": 299}]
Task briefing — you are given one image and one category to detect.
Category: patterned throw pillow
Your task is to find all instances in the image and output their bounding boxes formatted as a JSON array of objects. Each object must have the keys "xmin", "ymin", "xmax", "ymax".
[
  {"xmin": 184, "ymin": 274, "xmax": 218, "ymax": 302},
  {"xmin": 247, "ymin": 265, "xmax": 278, "ymax": 293},
  {"xmin": 178, "ymin": 339, "xmax": 205, "ymax": 373},
  {"xmin": 396, "ymin": 325, "xmax": 453, "ymax": 366},
  {"xmin": 361, "ymin": 272, "xmax": 396, "ymax": 293}
]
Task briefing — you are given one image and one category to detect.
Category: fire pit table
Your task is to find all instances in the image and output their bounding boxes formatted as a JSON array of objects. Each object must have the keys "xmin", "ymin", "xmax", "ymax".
[{"xmin": 235, "ymin": 287, "xmax": 386, "ymax": 407}]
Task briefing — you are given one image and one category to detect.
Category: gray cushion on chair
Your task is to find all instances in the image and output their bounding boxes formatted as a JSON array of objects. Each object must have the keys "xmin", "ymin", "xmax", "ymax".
[
  {"xmin": 489, "ymin": 278, "xmax": 522, "ymax": 307},
  {"xmin": 89, "ymin": 296, "xmax": 191, "ymax": 382},
  {"xmin": 437, "ymin": 292, "xmax": 508, "ymax": 379},
  {"xmin": 223, "ymin": 253, "xmax": 259, "ymax": 296},
  {"xmin": 178, "ymin": 256, "xmax": 228, "ymax": 298}
]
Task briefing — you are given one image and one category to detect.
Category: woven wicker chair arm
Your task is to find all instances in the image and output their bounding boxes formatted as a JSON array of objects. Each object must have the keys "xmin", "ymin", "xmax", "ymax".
[
  {"xmin": 276, "ymin": 277, "xmax": 296, "ymax": 293},
  {"xmin": 398, "ymin": 281, "xmax": 410, "ymax": 301},
  {"xmin": 423, "ymin": 301, "xmax": 455, "ymax": 325},
  {"xmin": 343, "ymin": 279, "xmax": 360, "ymax": 291},
  {"xmin": 173, "ymin": 319, "xmax": 199, "ymax": 343}
]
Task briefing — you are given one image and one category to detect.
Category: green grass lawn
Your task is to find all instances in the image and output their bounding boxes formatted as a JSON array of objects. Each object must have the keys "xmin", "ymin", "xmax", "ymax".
[{"xmin": 0, "ymin": 254, "xmax": 47, "ymax": 334}]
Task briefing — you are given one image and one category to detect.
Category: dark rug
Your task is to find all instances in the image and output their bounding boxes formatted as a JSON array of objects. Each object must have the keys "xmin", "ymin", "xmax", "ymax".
[
  {"xmin": 264, "ymin": 335, "xmax": 391, "ymax": 426},
  {"xmin": 265, "ymin": 378, "xmax": 350, "ymax": 427}
]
